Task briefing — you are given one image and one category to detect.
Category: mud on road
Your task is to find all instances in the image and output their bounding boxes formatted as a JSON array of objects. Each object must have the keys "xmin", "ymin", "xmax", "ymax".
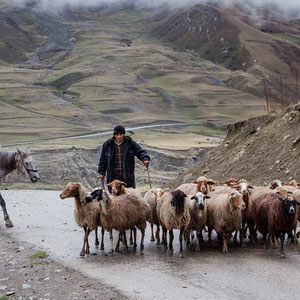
[{"xmin": 1, "ymin": 190, "xmax": 300, "ymax": 300}]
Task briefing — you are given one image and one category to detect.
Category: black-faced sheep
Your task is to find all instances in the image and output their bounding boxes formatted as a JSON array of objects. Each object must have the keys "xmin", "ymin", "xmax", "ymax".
[
  {"xmin": 252, "ymin": 188, "xmax": 300, "ymax": 257},
  {"xmin": 157, "ymin": 190, "xmax": 190, "ymax": 257}
]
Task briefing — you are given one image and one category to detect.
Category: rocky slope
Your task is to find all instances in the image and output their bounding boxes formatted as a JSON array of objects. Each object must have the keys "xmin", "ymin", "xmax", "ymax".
[{"xmin": 167, "ymin": 104, "xmax": 300, "ymax": 188}]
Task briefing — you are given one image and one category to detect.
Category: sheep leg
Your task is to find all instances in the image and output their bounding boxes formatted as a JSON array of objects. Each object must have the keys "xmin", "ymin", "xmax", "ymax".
[
  {"xmin": 233, "ymin": 231, "xmax": 238, "ymax": 245},
  {"xmin": 264, "ymin": 234, "xmax": 269, "ymax": 251},
  {"xmin": 199, "ymin": 230, "xmax": 204, "ymax": 243},
  {"xmin": 155, "ymin": 225, "xmax": 161, "ymax": 245},
  {"xmin": 208, "ymin": 227, "xmax": 212, "ymax": 244},
  {"xmin": 133, "ymin": 228, "xmax": 137, "ymax": 250},
  {"xmin": 279, "ymin": 233, "xmax": 285, "ymax": 258},
  {"xmin": 120, "ymin": 232, "xmax": 128, "ymax": 253},
  {"xmin": 109, "ymin": 230, "xmax": 114, "ymax": 255},
  {"xmin": 169, "ymin": 229, "xmax": 174, "ymax": 252},
  {"xmin": 80, "ymin": 226, "xmax": 87, "ymax": 256},
  {"xmin": 100, "ymin": 227, "xmax": 105, "ymax": 250},
  {"xmin": 95, "ymin": 226, "xmax": 99, "ymax": 247},
  {"xmin": 179, "ymin": 228, "xmax": 184, "ymax": 257},
  {"xmin": 163, "ymin": 227, "xmax": 168, "ymax": 249},
  {"xmin": 150, "ymin": 223, "xmax": 155, "ymax": 242},
  {"xmin": 0, "ymin": 193, "xmax": 13, "ymax": 228},
  {"xmin": 196, "ymin": 231, "xmax": 201, "ymax": 251},
  {"xmin": 140, "ymin": 228, "xmax": 145, "ymax": 252},
  {"xmin": 240, "ymin": 228, "xmax": 247, "ymax": 248},
  {"xmin": 123, "ymin": 233, "xmax": 129, "ymax": 251},
  {"xmin": 222, "ymin": 232, "xmax": 228, "ymax": 253},
  {"xmin": 115, "ymin": 233, "xmax": 121, "ymax": 252},
  {"xmin": 85, "ymin": 228, "xmax": 91, "ymax": 254},
  {"xmin": 129, "ymin": 229, "xmax": 133, "ymax": 245}
]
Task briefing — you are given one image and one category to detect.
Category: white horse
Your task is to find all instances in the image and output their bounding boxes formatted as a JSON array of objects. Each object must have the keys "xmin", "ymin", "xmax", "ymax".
[{"xmin": 0, "ymin": 147, "xmax": 40, "ymax": 227}]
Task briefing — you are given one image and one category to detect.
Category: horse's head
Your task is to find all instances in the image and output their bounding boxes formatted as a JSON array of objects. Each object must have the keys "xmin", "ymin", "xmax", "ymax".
[{"xmin": 16, "ymin": 147, "xmax": 40, "ymax": 183}]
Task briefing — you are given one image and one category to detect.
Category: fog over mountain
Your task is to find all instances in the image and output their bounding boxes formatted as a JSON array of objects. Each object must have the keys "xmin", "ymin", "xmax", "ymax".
[{"xmin": 4, "ymin": 0, "xmax": 300, "ymax": 14}]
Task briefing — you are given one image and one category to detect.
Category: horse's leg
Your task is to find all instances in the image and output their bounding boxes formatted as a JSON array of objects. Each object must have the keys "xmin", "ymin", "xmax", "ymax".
[{"xmin": 0, "ymin": 192, "xmax": 13, "ymax": 228}]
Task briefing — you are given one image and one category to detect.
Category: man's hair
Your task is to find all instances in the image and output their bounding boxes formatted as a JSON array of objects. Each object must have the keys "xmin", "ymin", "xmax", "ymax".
[{"xmin": 113, "ymin": 125, "xmax": 125, "ymax": 135}]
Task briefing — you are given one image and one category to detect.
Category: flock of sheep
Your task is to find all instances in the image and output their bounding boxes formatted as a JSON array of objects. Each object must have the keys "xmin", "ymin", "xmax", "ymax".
[{"xmin": 59, "ymin": 176, "xmax": 300, "ymax": 258}]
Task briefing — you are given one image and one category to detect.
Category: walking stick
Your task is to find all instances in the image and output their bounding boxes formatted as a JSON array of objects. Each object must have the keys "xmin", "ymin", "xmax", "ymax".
[{"xmin": 147, "ymin": 166, "xmax": 152, "ymax": 189}]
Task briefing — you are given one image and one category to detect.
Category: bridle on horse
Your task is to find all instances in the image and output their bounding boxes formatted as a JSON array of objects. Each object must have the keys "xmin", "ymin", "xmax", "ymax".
[{"xmin": 16, "ymin": 154, "xmax": 38, "ymax": 175}]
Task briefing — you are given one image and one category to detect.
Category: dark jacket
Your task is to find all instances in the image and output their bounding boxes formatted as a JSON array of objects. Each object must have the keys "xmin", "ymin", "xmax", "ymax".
[{"xmin": 98, "ymin": 136, "xmax": 150, "ymax": 188}]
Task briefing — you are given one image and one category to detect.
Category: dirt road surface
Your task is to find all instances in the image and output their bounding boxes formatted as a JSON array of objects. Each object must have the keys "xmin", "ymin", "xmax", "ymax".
[{"xmin": 1, "ymin": 190, "xmax": 300, "ymax": 299}]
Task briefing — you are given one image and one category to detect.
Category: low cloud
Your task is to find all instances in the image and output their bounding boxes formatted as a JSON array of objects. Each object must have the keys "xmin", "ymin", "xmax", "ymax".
[{"xmin": 4, "ymin": 0, "xmax": 300, "ymax": 15}]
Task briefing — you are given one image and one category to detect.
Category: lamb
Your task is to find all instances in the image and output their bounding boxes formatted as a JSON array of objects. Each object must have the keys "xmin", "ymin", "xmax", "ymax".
[
  {"xmin": 157, "ymin": 190, "xmax": 190, "ymax": 257},
  {"xmin": 177, "ymin": 176, "xmax": 216, "ymax": 195},
  {"xmin": 143, "ymin": 187, "xmax": 169, "ymax": 244},
  {"xmin": 223, "ymin": 179, "xmax": 254, "ymax": 245},
  {"xmin": 186, "ymin": 192, "xmax": 210, "ymax": 251},
  {"xmin": 251, "ymin": 188, "xmax": 300, "ymax": 257},
  {"xmin": 206, "ymin": 189, "xmax": 245, "ymax": 253},
  {"xmin": 85, "ymin": 188, "xmax": 150, "ymax": 254},
  {"xmin": 60, "ymin": 182, "xmax": 104, "ymax": 256}
]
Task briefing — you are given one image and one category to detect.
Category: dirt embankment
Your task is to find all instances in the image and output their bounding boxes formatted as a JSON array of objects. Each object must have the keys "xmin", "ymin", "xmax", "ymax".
[{"xmin": 168, "ymin": 105, "xmax": 300, "ymax": 188}]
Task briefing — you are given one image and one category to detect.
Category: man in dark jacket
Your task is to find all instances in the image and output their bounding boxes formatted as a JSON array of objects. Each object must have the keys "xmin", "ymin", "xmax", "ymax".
[{"xmin": 98, "ymin": 125, "xmax": 150, "ymax": 190}]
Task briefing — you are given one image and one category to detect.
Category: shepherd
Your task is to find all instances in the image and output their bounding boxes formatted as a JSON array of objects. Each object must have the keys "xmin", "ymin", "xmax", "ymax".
[
  {"xmin": 98, "ymin": 125, "xmax": 150, "ymax": 192},
  {"xmin": 0, "ymin": 147, "xmax": 40, "ymax": 227}
]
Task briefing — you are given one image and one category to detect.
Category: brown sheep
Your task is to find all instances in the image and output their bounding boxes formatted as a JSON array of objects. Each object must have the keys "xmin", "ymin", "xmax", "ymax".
[
  {"xmin": 223, "ymin": 179, "xmax": 254, "ymax": 245},
  {"xmin": 60, "ymin": 182, "xmax": 103, "ymax": 256},
  {"xmin": 186, "ymin": 192, "xmax": 210, "ymax": 251},
  {"xmin": 177, "ymin": 176, "xmax": 216, "ymax": 195},
  {"xmin": 206, "ymin": 189, "xmax": 245, "ymax": 253},
  {"xmin": 251, "ymin": 188, "xmax": 300, "ymax": 257},
  {"xmin": 158, "ymin": 190, "xmax": 190, "ymax": 257},
  {"xmin": 86, "ymin": 188, "xmax": 150, "ymax": 254},
  {"xmin": 107, "ymin": 179, "xmax": 143, "ymax": 248},
  {"xmin": 143, "ymin": 188, "xmax": 169, "ymax": 244}
]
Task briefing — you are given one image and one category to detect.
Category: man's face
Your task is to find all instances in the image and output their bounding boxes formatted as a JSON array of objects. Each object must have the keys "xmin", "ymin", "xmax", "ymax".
[{"xmin": 114, "ymin": 133, "xmax": 125, "ymax": 144}]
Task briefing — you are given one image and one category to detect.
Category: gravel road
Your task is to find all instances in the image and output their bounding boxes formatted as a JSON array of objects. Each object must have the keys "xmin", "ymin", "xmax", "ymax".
[{"xmin": 1, "ymin": 190, "xmax": 300, "ymax": 299}]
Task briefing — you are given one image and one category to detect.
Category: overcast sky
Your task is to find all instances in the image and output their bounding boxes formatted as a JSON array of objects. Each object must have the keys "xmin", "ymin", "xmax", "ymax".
[{"xmin": 5, "ymin": 0, "xmax": 300, "ymax": 14}]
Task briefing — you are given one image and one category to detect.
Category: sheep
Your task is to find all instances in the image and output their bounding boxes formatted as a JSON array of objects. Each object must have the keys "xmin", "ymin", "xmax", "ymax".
[
  {"xmin": 251, "ymin": 188, "xmax": 300, "ymax": 257},
  {"xmin": 157, "ymin": 190, "xmax": 190, "ymax": 257},
  {"xmin": 186, "ymin": 192, "xmax": 210, "ymax": 251},
  {"xmin": 59, "ymin": 182, "xmax": 104, "ymax": 256},
  {"xmin": 206, "ymin": 189, "xmax": 245, "ymax": 253},
  {"xmin": 177, "ymin": 176, "xmax": 216, "ymax": 196},
  {"xmin": 223, "ymin": 179, "xmax": 254, "ymax": 245},
  {"xmin": 143, "ymin": 187, "xmax": 169, "ymax": 244},
  {"xmin": 85, "ymin": 188, "xmax": 150, "ymax": 254}
]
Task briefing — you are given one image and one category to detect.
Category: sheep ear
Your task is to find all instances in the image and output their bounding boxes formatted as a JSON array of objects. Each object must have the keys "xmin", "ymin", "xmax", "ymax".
[
  {"xmin": 163, "ymin": 188, "xmax": 169, "ymax": 192},
  {"xmin": 205, "ymin": 195, "xmax": 211, "ymax": 199},
  {"xmin": 191, "ymin": 180, "xmax": 197, "ymax": 184},
  {"xmin": 107, "ymin": 182, "xmax": 112, "ymax": 187},
  {"xmin": 295, "ymin": 201, "xmax": 300, "ymax": 205},
  {"xmin": 17, "ymin": 148, "xmax": 22, "ymax": 155},
  {"xmin": 207, "ymin": 180, "xmax": 216, "ymax": 185},
  {"xmin": 248, "ymin": 185, "xmax": 255, "ymax": 189},
  {"xmin": 287, "ymin": 191, "xmax": 293, "ymax": 195},
  {"xmin": 278, "ymin": 196, "xmax": 284, "ymax": 201},
  {"xmin": 121, "ymin": 181, "xmax": 127, "ymax": 187},
  {"xmin": 191, "ymin": 196, "xmax": 196, "ymax": 200}
]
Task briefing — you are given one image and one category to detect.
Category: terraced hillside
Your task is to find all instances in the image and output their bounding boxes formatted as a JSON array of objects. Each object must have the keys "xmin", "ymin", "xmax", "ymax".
[{"xmin": 2, "ymin": 1, "xmax": 293, "ymax": 189}]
